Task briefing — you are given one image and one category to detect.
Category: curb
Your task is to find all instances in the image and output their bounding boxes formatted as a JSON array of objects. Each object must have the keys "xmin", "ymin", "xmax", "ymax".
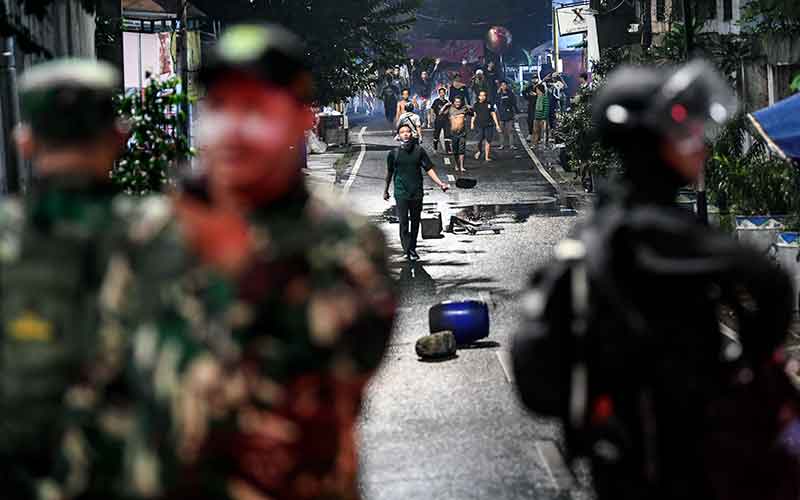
[{"xmin": 513, "ymin": 121, "xmax": 560, "ymax": 196}]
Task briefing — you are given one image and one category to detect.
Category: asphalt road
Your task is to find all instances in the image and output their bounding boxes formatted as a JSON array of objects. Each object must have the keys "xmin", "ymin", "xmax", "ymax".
[{"xmin": 306, "ymin": 115, "xmax": 587, "ymax": 499}]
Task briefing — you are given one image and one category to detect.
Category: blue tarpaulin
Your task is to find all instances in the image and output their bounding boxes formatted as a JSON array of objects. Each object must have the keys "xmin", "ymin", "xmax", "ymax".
[{"xmin": 749, "ymin": 93, "xmax": 800, "ymax": 161}]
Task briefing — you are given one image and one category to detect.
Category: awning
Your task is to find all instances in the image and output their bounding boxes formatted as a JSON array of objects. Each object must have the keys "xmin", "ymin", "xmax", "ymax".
[{"xmin": 748, "ymin": 93, "xmax": 800, "ymax": 161}]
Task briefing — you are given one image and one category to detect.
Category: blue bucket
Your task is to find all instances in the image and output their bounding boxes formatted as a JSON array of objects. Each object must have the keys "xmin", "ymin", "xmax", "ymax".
[{"xmin": 429, "ymin": 300, "xmax": 490, "ymax": 345}]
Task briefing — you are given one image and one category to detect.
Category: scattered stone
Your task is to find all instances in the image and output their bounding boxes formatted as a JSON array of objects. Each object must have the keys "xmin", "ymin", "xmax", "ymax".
[{"xmin": 415, "ymin": 331, "xmax": 457, "ymax": 360}]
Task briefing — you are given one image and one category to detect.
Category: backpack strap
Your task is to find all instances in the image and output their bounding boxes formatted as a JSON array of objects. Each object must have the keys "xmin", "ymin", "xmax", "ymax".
[{"xmin": 554, "ymin": 239, "xmax": 590, "ymax": 431}]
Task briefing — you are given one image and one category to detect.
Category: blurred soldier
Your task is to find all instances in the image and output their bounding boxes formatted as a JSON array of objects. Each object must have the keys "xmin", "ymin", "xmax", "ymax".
[
  {"xmin": 0, "ymin": 59, "xmax": 135, "ymax": 499},
  {"xmin": 513, "ymin": 61, "xmax": 800, "ymax": 500},
  {"xmin": 130, "ymin": 23, "xmax": 397, "ymax": 500}
]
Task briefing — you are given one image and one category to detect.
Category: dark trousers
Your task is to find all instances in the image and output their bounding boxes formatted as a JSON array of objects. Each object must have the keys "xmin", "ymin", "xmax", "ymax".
[
  {"xmin": 433, "ymin": 118, "xmax": 448, "ymax": 151},
  {"xmin": 396, "ymin": 197, "xmax": 423, "ymax": 253},
  {"xmin": 384, "ymin": 98, "xmax": 397, "ymax": 123}
]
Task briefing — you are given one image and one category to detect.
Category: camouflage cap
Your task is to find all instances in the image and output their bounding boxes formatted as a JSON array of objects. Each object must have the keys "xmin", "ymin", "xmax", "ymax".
[
  {"xmin": 200, "ymin": 23, "xmax": 314, "ymax": 103},
  {"xmin": 19, "ymin": 59, "xmax": 120, "ymax": 145}
]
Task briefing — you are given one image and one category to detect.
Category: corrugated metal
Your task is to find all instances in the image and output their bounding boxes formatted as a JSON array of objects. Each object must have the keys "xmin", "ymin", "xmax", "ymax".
[{"xmin": 1, "ymin": 0, "xmax": 94, "ymax": 59}]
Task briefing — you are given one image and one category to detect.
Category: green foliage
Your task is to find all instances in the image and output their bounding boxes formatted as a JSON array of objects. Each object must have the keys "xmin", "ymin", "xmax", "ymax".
[
  {"xmin": 112, "ymin": 77, "xmax": 194, "ymax": 195},
  {"xmin": 230, "ymin": 0, "xmax": 421, "ymax": 106},
  {"xmin": 706, "ymin": 114, "xmax": 797, "ymax": 216},
  {"xmin": 792, "ymin": 73, "xmax": 800, "ymax": 93},
  {"xmin": 740, "ymin": 0, "xmax": 800, "ymax": 36},
  {"xmin": 557, "ymin": 48, "xmax": 626, "ymax": 180}
]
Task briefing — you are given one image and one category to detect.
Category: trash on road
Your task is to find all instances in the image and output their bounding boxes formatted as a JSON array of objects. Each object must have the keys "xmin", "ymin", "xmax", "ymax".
[
  {"xmin": 447, "ymin": 215, "xmax": 502, "ymax": 235},
  {"xmin": 416, "ymin": 331, "xmax": 457, "ymax": 359},
  {"xmin": 455, "ymin": 178, "xmax": 477, "ymax": 189},
  {"xmin": 429, "ymin": 300, "xmax": 490, "ymax": 345},
  {"xmin": 421, "ymin": 211, "xmax": 444, "ymax": 239}
]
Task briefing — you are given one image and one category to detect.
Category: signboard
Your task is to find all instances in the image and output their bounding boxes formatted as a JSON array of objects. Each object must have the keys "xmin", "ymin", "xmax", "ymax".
[{"xmin": 557, "ymin": 4, "xmax": 591, "ymax": 36}]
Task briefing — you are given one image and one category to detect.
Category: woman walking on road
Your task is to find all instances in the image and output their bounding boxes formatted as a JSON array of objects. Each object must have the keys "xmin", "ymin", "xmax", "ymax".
[{"xmin": 384, "ymin": 124, "xmax": 450, "ymax": 261}]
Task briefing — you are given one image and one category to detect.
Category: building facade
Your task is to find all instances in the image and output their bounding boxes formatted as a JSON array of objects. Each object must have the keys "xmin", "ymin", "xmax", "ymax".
[{"xmin": 0, "ymin": 0, "xmax": 97, "ymax": 192}]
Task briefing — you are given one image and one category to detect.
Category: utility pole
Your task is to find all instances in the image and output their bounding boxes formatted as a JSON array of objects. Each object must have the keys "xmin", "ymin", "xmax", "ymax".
[
  {"xmin": 683, "ymin": 0, "xmax": 707, "ymax": 225},
  {"xmin": 175, "ymin": 0, "xmax": 190, "ymax": 163},
  {"xmin": 0, "ymin": 36, "xmax": 21, "ymax": 193}
]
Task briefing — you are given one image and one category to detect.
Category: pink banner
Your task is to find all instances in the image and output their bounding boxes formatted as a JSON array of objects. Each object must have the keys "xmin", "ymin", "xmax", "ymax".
[{"xmin": 408, "ymin": 39, "xmax": 485, "ymax": 64}]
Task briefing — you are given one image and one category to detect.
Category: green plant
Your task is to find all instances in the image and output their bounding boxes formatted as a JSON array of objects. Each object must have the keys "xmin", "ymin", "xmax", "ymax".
[
  {"xmin": 556, "ymin": 47, "xmax": 627, "ymax": 180},
  {"xmin": 706, "ymin": 114, "xmax": 798, "ymax": 216},
  {"xmin": 740, "ymin": 0, "xmax": 800, "ymax": 36},
  {"xmin": 792, "ymin": 73, "xmax": 800, "ymax": 93},
  {"xmin": 112, "ymin": 76, "xmax": 194, "ymax": 195},
  {"xmin": 215, "ymin": 0, "xmax": 421, "ymax": 106}
]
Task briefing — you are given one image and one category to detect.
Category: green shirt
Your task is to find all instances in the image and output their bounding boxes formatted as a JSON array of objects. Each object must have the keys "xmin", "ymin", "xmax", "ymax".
[
  {"xmin": 535, "ymin": 93, "xmax": 550, "ymax": 120},
  {"xmin": 387, "ymin": 145, "xmax": 434, "ymax": 201}
]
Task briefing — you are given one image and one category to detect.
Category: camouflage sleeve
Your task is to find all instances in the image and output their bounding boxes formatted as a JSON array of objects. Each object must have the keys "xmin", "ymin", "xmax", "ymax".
[{"xmin": 333, "ymin": 220, "xmax": 397, "ymax": 375}]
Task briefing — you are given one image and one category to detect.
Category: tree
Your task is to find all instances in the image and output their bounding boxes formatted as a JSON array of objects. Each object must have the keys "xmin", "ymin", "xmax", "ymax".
[
  {"xmin": 113, "ymin": 76, "xmax": 194, "ymax": 194},
  {"xmin": 192, "ymin": 0, "xmax": 421, "ymax": 105}
]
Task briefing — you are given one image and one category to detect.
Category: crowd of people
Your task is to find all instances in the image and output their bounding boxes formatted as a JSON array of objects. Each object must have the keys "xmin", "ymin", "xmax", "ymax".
[{"xmin": 375, "ymin": 57, "xmax": 581, "ymax": 166}]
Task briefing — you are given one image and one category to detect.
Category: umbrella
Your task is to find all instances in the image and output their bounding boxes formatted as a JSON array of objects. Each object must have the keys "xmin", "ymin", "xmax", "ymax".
[{"xmin": 748, "ymin": 92, "xmax": 800, "ymax": 161}]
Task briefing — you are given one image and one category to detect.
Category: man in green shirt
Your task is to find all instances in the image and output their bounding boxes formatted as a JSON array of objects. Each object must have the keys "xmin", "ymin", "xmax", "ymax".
[
  {"xmin": 533, "ymin": 83, "xmax": 550, "ymax": 147},
  {"xmin": 384, "ymin": 123, "xmax": 450, "ymax": 261}
]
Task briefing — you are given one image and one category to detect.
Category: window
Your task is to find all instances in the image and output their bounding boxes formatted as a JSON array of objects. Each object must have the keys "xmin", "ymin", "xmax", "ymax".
[
  {"xmin": 657, "ymin": 0, "xmax": 666, "ymax": 21},
  {"xmin": 723, "ymin": 0, "xmax": 733, "ymax": 20}
]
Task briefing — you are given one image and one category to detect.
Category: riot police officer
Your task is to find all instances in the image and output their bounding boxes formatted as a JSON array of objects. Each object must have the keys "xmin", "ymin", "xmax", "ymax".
[{"xmin": 512, "ymin": 61, "xmax": 800, "ymax": 500}]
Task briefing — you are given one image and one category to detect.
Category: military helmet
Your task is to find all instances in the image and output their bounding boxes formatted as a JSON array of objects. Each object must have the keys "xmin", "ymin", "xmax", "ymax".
[
  {"xmin": 200, "ymin": 23, "xmax": 313, "ymax": 103},
  {"xmin": 19, "ymin": 59, "xmax": 120, "ymax": 145},
  {"xmin": 593, "ymin": 60, "xmax": 736, "ymax": 149}
]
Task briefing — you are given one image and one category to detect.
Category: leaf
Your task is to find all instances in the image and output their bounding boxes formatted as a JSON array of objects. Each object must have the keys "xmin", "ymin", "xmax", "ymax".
[{"xmin": 792, "ymin": 73, "xmax": 800, "ymax": 93}]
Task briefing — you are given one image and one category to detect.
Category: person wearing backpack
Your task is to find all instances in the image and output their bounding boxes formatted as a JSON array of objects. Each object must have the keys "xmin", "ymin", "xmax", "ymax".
[
  {"xmin": 512, "ymin": 61, "xmax": 800, "ymax": 500},
  {"xmin": 396, "ymin": 101, "xmax": 423, "ymax": 143},
  {"xmin": 384, "ymin": 123, "xmax": 450, "ymax": 261}
]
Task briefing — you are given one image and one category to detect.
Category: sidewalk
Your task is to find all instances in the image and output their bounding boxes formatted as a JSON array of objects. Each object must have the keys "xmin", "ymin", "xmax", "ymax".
[
  {"xmin": 513, "ymin": 115, "xmax": 594, "ymax": 211},
  {"xmin": 304, "ymin": 147, "xmax": 352, "ymax": 193}
]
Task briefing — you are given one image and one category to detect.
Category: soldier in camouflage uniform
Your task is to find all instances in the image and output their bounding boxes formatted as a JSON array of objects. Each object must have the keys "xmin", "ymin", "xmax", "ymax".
[
  {"xmin": 125, "ymin": 23, "xmax": 397, "ymax": 500},
  {"xmin": 0, "ymin": 59, "xmax": 141, "ymax": 499}
]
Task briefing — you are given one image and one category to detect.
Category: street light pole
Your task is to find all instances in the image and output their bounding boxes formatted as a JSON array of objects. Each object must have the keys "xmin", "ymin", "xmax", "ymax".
[
  {"xmin": 683, "ymin": 0, "xmax": 708, "ymax": 225},
  {"xmin": 176, "ymin": 0, "xmax": 190, "ymax": 163}
]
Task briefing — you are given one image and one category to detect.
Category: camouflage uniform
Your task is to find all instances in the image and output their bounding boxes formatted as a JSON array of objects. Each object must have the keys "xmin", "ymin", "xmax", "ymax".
[
  {"xmin": 127, "ymin": 186, "xmax": 396, "ymax": 500},
  {"xmin": 0, "ymin": 59, "xmax": 130, "ymax": 499}
]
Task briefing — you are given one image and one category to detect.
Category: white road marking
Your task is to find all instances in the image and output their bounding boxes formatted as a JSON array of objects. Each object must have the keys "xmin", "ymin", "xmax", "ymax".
[
  {"xmin": 342, "ymin": 126, "xmax": 367, "ymax": 195},
  {"xmin": 536, "ymin": 441, "xmax": 575, "ymax": 491},
  {"xmin": 443, "ymin": 157, "xmax": 451, "ymax": 165},
  {"xmin": 496, "ymin": 351, "xmax": 514, "ymax": 383},
  {"xmin": 514, "ymin": 122, "xmax": 559, "ymax": 193},
  {"xmin": 447, "ymin": 174, "xmax": 456, "ymax": 182}
]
